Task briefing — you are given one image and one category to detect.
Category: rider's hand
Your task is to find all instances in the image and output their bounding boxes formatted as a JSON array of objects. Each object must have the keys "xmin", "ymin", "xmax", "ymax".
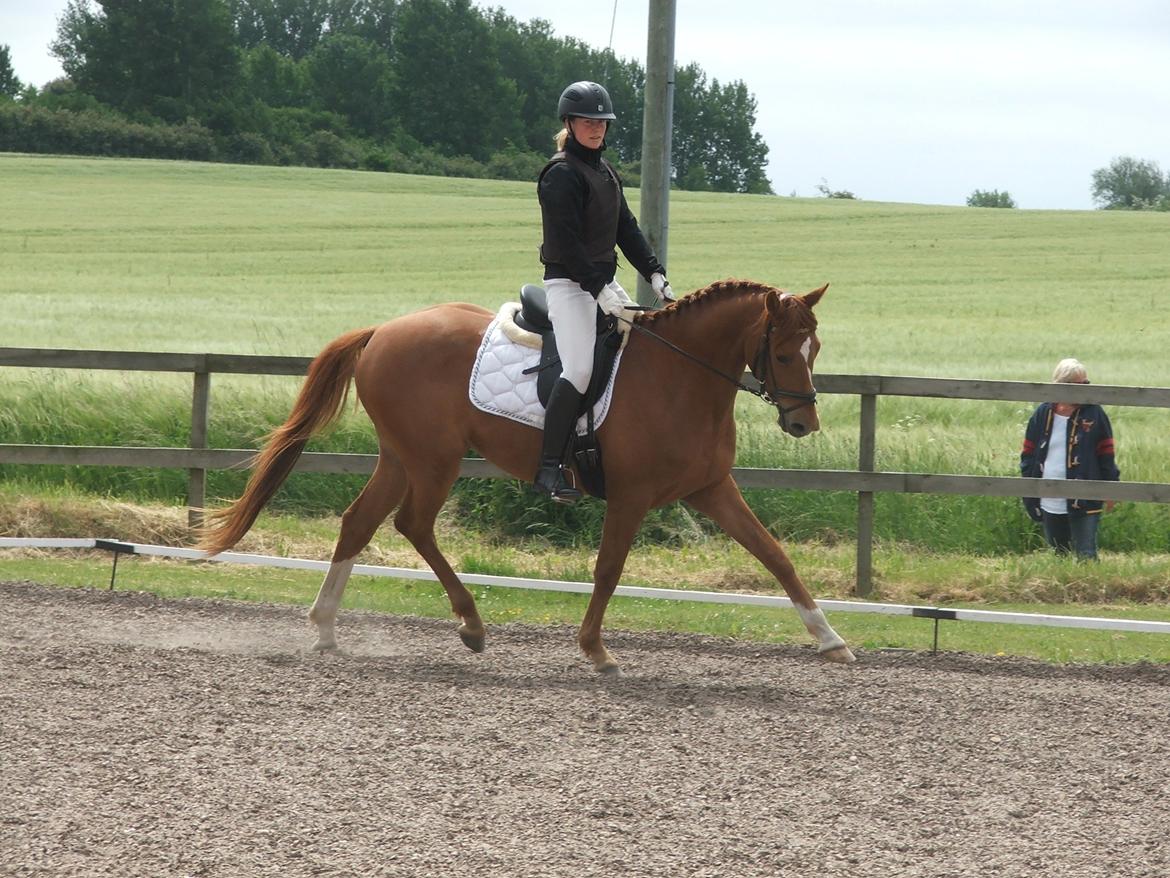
[
  {"xmin": 651, "ymin": 272, "xmax": 675, "ymax": 303},
  {"xmin": 595, "ymin": 285, "xmax": 626, "ymax": 318}
]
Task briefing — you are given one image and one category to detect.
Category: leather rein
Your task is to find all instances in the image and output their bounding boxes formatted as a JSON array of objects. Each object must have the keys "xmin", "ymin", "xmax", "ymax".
[{"xmin": 616, "ymin": 309, "xmax": 819, "ymax": 430}]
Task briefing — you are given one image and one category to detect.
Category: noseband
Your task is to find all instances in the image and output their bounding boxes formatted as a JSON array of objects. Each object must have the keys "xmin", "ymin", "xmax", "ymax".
[{"xmin": 748, "ymin": 319, "xmax": 819, "ymax": 430}]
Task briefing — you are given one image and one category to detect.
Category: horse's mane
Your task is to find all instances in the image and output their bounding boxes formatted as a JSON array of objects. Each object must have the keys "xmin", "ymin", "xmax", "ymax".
[{"xmin": 638, "ymin": 278, "xmax": 818, "ymax": 334}]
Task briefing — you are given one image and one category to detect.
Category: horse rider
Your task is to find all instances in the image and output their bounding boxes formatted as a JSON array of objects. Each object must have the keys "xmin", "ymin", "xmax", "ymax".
[{"xmin": 534, "ymin": 79, "xmax": 675, "ymax": 502}]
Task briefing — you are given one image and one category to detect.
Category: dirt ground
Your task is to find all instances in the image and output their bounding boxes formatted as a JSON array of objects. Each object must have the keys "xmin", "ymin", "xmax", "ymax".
[{"xmin": 2, "ymin": 580, "xmax": 1167, "ymax": 878}]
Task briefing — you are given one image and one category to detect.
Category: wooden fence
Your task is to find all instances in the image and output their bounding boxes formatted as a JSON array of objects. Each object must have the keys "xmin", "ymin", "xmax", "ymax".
[{"xmin": 3, "ymin": 346, "xmax": 1169, "ymax": 595}]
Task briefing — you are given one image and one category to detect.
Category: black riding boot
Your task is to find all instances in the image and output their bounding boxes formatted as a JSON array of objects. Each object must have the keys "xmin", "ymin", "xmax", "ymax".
[{"xmin": 533, "ymin": 378, "xmax": 584, "ymax": 502}]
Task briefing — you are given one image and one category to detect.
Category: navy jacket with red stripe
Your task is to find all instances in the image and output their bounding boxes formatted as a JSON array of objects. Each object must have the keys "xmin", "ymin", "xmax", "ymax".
[{"xmin": 1020, "ymin": 402, "xmax": 1120, "ymax": 520}]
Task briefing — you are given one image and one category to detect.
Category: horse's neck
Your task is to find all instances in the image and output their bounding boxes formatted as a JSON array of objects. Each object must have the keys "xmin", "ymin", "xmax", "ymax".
[{"xmin": 656, "ymin": 290, "xmax": 760, "ymax": 376}]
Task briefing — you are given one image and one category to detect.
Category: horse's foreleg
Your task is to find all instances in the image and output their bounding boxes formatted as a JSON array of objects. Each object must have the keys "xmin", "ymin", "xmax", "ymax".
[
  {"xmin": 579, "ymin": 506, "xmax": 647, "ymax": 674},
  {"xmin": 393, "ymin": 468, "xmax": 485, "ymax": 653},
  {"xmin": 684, "ymin": 476, "xmax": 855, "ymax": 663},
  {"xmin": 309, "ymin": 456, "xmax": 407, "ymax": 652}
]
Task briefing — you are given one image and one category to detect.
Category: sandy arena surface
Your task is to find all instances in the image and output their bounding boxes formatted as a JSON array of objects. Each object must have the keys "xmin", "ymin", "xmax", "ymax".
[{"xmin": 1, "ymin": 579, "xmax": 1167, "ymax": 878}]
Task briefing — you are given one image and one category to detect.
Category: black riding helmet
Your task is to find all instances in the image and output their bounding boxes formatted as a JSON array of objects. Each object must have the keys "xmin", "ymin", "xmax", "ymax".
[{"xmin": 557, "ymin": 81, "xmax": 617, "ymax": 121}]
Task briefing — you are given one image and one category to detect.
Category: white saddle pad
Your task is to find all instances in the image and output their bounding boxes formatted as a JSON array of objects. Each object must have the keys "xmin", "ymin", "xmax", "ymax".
[{"xmin": 469, "ymin": 304, "xmax": 624, "ymax": 434}]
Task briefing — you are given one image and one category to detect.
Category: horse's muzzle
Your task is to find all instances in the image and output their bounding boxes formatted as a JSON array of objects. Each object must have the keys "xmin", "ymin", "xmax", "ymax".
[
  {"xmin": 780, "ymin": 415, "xmax": 819, "ymax": 437},
  {"xmin": 777, "ymin": 400, "xmax": 819, "ymax": 437}
]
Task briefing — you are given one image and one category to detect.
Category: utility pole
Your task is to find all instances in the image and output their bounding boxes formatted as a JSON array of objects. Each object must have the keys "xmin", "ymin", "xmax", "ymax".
[{"xmin": 636, "ymin": 0, "xmax": 676, "ymax": 307}]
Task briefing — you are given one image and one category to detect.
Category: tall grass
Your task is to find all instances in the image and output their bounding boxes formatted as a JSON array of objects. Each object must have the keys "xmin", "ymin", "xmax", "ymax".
[
  {"xmin": 2, "ymin": 373, "xmax": 1166, "ymax": 554},
  {"xmin": 3, "ymin": 155, "xmax": 1169, "ymax": 554}
]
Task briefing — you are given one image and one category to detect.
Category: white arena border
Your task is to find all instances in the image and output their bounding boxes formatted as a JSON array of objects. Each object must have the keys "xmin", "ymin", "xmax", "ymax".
[{"xmin": 3, "ymin": 536, "xmax": 1168, "ymax": 637}]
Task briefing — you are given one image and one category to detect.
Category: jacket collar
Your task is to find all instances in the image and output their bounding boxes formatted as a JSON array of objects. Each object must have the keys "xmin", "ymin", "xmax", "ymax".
[{"xmin": 565, "ymin": 135, "xmax": 605, "ymax": 169}]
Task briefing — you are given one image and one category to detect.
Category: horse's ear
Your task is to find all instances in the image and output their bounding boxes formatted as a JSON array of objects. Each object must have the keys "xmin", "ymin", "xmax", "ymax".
[
  {"xmin": 765, "ymin": 289, "xmax": 790, "ymax": 319},
  {"xmin": 801, "ymin": 284, "xmax": 829, "ymax": 309}
]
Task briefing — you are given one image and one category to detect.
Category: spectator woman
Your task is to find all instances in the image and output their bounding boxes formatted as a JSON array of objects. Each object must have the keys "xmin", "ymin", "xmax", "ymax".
[{"xmin": 1020, "ymin": 358, "xmax": 1120, "ymax": 559}]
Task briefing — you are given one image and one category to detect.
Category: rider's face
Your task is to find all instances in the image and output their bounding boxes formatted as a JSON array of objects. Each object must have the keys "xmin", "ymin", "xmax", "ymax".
[{"xmin": 569, "ymin": 117, "xmax": 607, "ymax": 149}]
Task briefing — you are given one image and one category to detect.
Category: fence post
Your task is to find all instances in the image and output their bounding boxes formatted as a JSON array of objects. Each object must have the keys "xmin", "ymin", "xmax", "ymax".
[
  {"xmin": 188, "ymin": 367, "xmax": 210, "ymax": 528},
  {"xmin": 855, "ymin": 392, "xmax": 877, "ymax": 596}
]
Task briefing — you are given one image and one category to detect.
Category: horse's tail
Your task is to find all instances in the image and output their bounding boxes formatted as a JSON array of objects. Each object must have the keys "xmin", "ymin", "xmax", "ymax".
[{"xmin": 197, "ymin": 326, "xmax": 378, "ymax": 556}]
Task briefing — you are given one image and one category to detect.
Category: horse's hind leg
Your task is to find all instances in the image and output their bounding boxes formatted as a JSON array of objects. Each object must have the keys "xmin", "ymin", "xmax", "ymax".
[
  {"xmin": 393, "ymin": 463, "xmax": 486, "ymax": 653},
  {"xmin": 684, "ymin": 475, "xmax": 855, "ymax": 663},
  {"xmin": 309, "ymin": 454, "xmax": 407, "ymax": 652},
  {"xmin": 309, "ymin": 558, "xmax": 354, "ymax": 653}
]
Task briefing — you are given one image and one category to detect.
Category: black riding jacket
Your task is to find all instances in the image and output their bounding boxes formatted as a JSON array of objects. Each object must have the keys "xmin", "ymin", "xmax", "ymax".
[{"xmin": 538, "ymin": 137, "xmax": 663, "ymax": 295}]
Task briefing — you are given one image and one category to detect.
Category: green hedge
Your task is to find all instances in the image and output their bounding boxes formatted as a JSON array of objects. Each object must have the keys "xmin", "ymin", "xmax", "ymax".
[
  {"xmin": 0, "ymin": 102, "xmax": 628, "ymax": 183},
  {"xmin": 0, "ymin": 103, "xmax": 216, "ymax": 160}
]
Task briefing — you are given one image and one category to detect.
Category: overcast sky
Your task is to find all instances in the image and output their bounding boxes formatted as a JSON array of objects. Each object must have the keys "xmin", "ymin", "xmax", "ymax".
[{"xmin": 4, "ymin": 0, "xmax": 1168, "ymax": 209}]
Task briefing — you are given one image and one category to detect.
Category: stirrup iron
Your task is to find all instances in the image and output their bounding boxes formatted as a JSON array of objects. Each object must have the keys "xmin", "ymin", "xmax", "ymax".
[{"xmin": 549, "ymin": 465, "xmax": 580, "ymax": 504}]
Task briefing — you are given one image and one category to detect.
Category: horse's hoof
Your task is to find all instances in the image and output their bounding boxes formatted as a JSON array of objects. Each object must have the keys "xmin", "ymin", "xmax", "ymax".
[
  {"xmin": 458, "ymin": 624, "xmax": 486, "ymax": 653},
  {"xmin": 587, "ymin": 649, "xmax": 621, "ymax": 674},
  {"xmin": 819, "ymin": 644, "xmax": 857, "ymax": 664},
  {"xmin": 312, "ymin": 639, "xmax": 338, "ymax": 653}
]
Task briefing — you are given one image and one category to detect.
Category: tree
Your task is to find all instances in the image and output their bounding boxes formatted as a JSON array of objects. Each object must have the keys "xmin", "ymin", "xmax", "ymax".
[
  {"xmin": 34, "ymin": 0, "xmax": 777, "ymax": 188},
  {"xmin": 1091, "ymin": 156, "xmax": 1168, "ymax": 210},
  {"xmin": 815, "ymin": 179, "xmax": 855, "ymax": 199},
  {"xmin": 670, "ymin": 66, "xmax": 772, "ymax": 194},
  {"xmin": 709, "ymin": 80, "xmax": 771, "ymax": 194},
  {"xmin": 480, "ymin": 9, "xmax": 642, "ymax": 161},
  {"xmin": 592, "ymin": 55, "xmax": 643, "ymax": 164},
  {"xmin": 306, "ymin": 34, "xmax": 394, "ymax": 136},
  {"xmin": 391, "ymin": 0, "xmax": 522, "ymax": 160},
  {"xmin": 230, "ymin": 0, "xmax": 363, "ymax": 59},
  {"xmin": 52, "ymin": 0, "xmax": 241, "ymax": 122},
  {"xmin": 967, "ymin": 189, "xmax": 1016, "ymax": 208},
  {"xmin": 241, "ymin": 44, "xmax": 309, "ymax": 108},
  {"xmin": 348, "ymin": 0, "xmax": 401, "ymax": 54},
  {"xmin": 669, "ymin": 63, "xmax": 708, "ymax": 189},
  {"xmin": 0, "ymin": 44, "xmax": 22, "ymax": 97},
  {"xmin": 48, "ymin": 1, "xmax": 95, "ymax": 83},
  {"xmin": 486, "ymin": 12, "xmax": 583, "ymax": 156}
]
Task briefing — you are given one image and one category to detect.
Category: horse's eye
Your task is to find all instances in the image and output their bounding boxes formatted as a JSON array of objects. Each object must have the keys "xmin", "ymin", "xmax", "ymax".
[{"xmin": 776, "ymin": 355, "xmax": 791, "ymax": 366}]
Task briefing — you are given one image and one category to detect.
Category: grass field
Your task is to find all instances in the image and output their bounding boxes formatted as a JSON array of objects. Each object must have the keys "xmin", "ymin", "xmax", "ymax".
[
  {"xmin": 2, "ymin": 154, "xmax": 1169, "ymax": 658},
  {"xmin": 4, "ymin": 152, "xmax": 1170, "ymax": 379}
]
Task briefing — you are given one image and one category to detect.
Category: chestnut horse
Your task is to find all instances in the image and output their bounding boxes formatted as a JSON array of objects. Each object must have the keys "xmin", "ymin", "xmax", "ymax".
[{"xmin": 199, "ymin": 279, "xmax": 855, "ymax": 672}]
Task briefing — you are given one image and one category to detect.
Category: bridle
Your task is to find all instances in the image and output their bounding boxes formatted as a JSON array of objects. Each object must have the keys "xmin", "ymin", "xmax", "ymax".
[
  {"xmin": 616, "ymin": 309, "xmax": 819, "ymax": 431},
  {"xmin": 747, "ymin": 319, "xmax": 819, "ymax": 431}
]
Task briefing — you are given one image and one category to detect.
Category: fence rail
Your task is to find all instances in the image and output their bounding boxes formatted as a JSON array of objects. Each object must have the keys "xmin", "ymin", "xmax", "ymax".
[{"xmin": 4, "ymin": 346, "xmax": 1169, "ymax": 595}]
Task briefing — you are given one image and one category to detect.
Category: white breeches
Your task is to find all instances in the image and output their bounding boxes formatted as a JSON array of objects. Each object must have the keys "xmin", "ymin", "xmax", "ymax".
[{"xmin": 545, "ymin": 278, "xmax": 631, "ymax": 393}]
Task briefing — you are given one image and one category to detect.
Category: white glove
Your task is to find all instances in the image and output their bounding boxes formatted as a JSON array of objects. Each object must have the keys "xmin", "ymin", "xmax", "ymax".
[
  {"xmin": 650, "ymin": 272, "xmax": 675, "ymax": 303},
  {"xmin": 595, "ymin": 285, "xmax": 626, "ymax": 318}
]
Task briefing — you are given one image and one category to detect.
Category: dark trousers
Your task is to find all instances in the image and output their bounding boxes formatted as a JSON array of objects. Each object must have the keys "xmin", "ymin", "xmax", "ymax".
[{"xmin": 1041, "ymin": 511, "xmax": 1100, "ymax": 560}]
